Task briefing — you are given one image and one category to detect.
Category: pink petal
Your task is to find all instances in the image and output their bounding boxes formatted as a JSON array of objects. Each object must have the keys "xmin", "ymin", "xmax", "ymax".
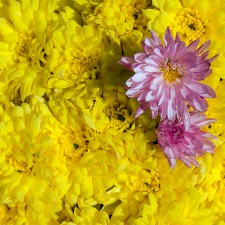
[
  {"xmin": 142, "ymin": 41, "xmax": 154, "ymax": 54},
  {"xmin": 187, "ymin": 39, "xmax": 200, "ymax": 52},
  {"xmin": 134, "ymin": 102, "xmax": 149, "ymax": 117},
  {"xmin": 134, "ymin": 52, "xmax": 146, "ymax": 62},
  {"xmin": 131, "ymin": 72, "xmax": 149, "ymax": 82},
  {"xmin": 172, "ymin": 41, "xmax": 187, "ymax": 61},
  {"xmin": 183, "ymin": 106, "xmax": 190, "ymax": 131},
  {"xmin": 175, "ymin": 32, "xmax": 181, "ymax": 42},
  {"xmin": 186, "ymin": 93, "xmax": 208, "ymax": 112},
  {"xmin": 186, "ymin": 156, "xmax": 199, "ymax": 167},
  {"xmin": 149, "ymin": 75, "xmax": 163, "ymax": 90},
  {"xmin": 208, "ymin": 53, "xmax": 219, "ymax": 63},
  {"xmin": 144, "ymin": 58, "xmax": 159, "ymax": 66},
  {"xmin": 153, "ymin": 46, "xmax": 166, "ymax": 57},
  {"xmin": 150, "ymin": 30, "xmax": 162, "ymax": 45},
  {"xmin": 183, "ymin": 79, "xmax": 216, "ymax": 98},
  {"xmin": 119, "ymin": 57, "xmax": 135, "ymax": 70},
  {"xmin": 145, "ymin": 90, "xmax": 157, "ymax": 101},
  {"xmin": 196, "ymin": 40, "xmax": 210, "ymax": 54},
  {"xmin": 168, "ymin": 158, "xmax": 176, "ymax": 169},
  {"xmin": 167, "ymin": 99, "xmax": 176, "ymax": 120},
  {"xmin": 164, "ymin": 27, "xmax": 175, "ymax": 47}
]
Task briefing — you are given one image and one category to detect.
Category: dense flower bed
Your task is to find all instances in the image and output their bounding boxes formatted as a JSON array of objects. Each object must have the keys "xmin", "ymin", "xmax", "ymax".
[{"xmin": 0, "ymin": 0, "xmax": 225, "ymax": 224}]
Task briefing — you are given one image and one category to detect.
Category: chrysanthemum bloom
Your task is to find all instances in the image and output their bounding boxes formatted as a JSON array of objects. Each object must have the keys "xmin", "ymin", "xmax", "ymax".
[
  {"xmin": 119, "ymin": 28, "xmax": 217, "ymax": 129},
  {"xmin": 79, "ymin": 0, "xmax": 150, "ymax": 39},
  {"xmin": 0, "ymin": 0, "xmax": 60, "ymax": 102},
  {"xmin": 157, "ymin": 112, "xmax": 216, "ymax": 168}
]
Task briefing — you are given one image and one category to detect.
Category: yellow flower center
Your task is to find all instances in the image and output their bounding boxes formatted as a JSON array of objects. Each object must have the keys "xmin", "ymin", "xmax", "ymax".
[
  {"xmin": 163, "ymin": 68, "xmax": 181, "ymax": 83},
  {"xmin": 15, "ymin": 35, "xmax": 32, "ymax": 63},
  {"xmin": 14, "ymin": 34, "xmax": 46, "ymax": 69},
  {"xmin": 106, "ymin": 104, "xmax": 134, "ymax": 133},
  {"xmin": 71, "ymin": 56, "xmax": 98, "ymax": 79},
  {"xmin": 127, "ymin": 169, "xmax": 161, "ymax": 193},
  {"xmin": 59, "ymin": 55, "xmax": 99, "ymax": 84},
  {"xmin": 8, "ymin": 156, "xmax": 30, "ymax": 174},
  {"xmin": 60, "ymin": 133, "xmax": 88, "ymax": 158},
  {"xmin": 172, "ymin": 9, "xmax": 207, "ymax": 42}
]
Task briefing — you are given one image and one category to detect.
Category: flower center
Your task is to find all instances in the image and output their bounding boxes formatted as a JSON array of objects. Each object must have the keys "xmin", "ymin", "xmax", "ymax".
[
  {"xmin": 73, "ymin": 57, "xmax": 98, "ymax": 76},
  {"xmin": 106, "ymin": 104, "xmax": 134, "ymax": 133},
  {"xmin": 60, "ymin": 133, "xmax": 88, "ymax": 158},
  {"xmin": 171, "ymin": 9, "xmax": 206, "ymax": 42},
  {"xmin": 126, "ymin": 169, "xmax": 160, "ymax": 193},
  {"xmin": 8, "ymin": 156, "xmax": 31, "ymax": 174},
  {"xmin": 167, "ymin": 126, "xmax": 183, "ymax": 145},
  {"xmin": 15, "ymin": 35, "xmax": 33, "ymax": 63},
  {"xmin": 163, "ymin": 68, "xmax": 181, "ymax": 83},
  {"xmin": 61, "ymin": 56, "xmax": 99, "ymax": 84}
]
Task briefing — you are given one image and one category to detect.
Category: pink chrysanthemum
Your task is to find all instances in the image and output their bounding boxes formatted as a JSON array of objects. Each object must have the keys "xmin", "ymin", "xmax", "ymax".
[
  {"xmin": 119, "ymin": 27, "xmax": 218, "ymax": 129},
  {"xmin": 157, "ymin": 112, "xmax": 216, "ymax": 168}
]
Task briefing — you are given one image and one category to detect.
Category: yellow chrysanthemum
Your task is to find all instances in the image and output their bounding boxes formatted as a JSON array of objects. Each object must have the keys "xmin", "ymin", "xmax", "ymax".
[
  {"xmin": 45, "ymin": 95, "xmax": 118, "ymax": 217},
  {"xmin": 82, "ymin": 84, "xmax": 158, "ymax": 157},
  {"xmin": 48, "ymin": 18, "xmax": 114, "ymax": 99},
  {"xmin": 80, "ymin": 0, "xmax": 150, "ymax": 38},
  {"xmin": 46, "ymin": 85, "xmax": 160, "ymax": 224},
  {"xmin": 0, "ymin": 100, "xmax": 71, "ymax": 224},
  {"xmin": 106, "ymin": 154, "xmax": 160, "ymax": 214},
  {"xmin": 75, "ymin": 0, "xmax": 153, "ymax": 55},
  {"xmin": 0, "ymin": 0, "xmax": 61, "ymax": 103},
  {"xmin": 147, "ymin": 0, "xmax": 225, "ymax": 46}
]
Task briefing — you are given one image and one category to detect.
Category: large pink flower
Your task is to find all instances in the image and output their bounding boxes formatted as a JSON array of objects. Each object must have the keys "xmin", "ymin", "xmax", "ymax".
[
  {"xmin": 119, "ymin": 27, "xmax": 217, "ymax": 129},
  {"xmin": 157, "ymin": 112, "xmax": 216, "ymax": 168}
]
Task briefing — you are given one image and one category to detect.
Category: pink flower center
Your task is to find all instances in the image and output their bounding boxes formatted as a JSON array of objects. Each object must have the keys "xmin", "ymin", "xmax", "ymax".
[{"xmin": 167, "ymin": 126, "xmax": 183, "ymax": 145}]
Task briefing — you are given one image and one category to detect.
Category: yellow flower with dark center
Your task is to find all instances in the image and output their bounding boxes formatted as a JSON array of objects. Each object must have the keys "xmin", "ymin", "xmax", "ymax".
[
  {"xmin": 123, "ymin": 166, "xmax": 161, "ymax": 193},
  {"xmin": 46, "ymin": 94, "xmax": 93, "ymax": 162},
  {"xmin": 105, "ymin": 103, "xmax": 134, "ymax": 133},
  {"xmin": 59, "ymin": 133, "xmax": 88, "ymax": 158},
  {"xmin": 171, "ymin": 8, "xmax": 207, "ymax": 43},
  {"xmin": 46, "ymin": 94, "xmax": 123, "ymax": 213},
  {"xmin": 83, "ymin": 86, "xmax": 135, "ymax": 132},
  {"xmin": 146, "ymin": 0, "xmax": 225, "ymax": 52},
  {"xmin": 81, "ymin": 84, "xmax": 158, "ymax": 158}
]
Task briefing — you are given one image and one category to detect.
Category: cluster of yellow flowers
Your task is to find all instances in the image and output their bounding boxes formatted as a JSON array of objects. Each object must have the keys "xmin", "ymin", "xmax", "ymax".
[{"xmin": 0, "ymin": 0, "xmax": 225, "ymax": 224}]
